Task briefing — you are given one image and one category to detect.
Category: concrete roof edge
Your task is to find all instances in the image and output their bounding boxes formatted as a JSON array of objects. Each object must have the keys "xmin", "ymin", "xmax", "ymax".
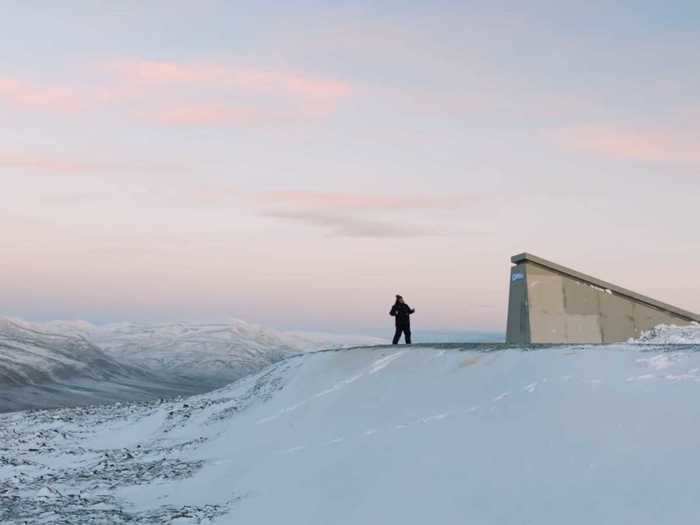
[{"xmin": 511, "ymin": 252, "xmax": 700, "ymax": 323}]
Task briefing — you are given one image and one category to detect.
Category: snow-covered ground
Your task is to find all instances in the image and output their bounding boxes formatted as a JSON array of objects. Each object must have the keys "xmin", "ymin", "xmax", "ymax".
[{"xmin": 3, "ymin": 326, "xmax": 700, "ymax": 524}]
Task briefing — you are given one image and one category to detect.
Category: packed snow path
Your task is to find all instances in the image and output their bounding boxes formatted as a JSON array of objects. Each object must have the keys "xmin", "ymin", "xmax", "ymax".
[{"xmin": 3, "ymin": 342, "xmax": 700, "ymax": 524}]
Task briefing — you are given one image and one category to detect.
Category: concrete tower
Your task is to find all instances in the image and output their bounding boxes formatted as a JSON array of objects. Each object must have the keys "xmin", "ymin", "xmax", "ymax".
[{"xmin": 506, "ymin": 253, "xmax": 700, "ymax": 344}]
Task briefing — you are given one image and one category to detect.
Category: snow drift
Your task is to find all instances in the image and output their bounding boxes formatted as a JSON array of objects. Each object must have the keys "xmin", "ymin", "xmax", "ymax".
[{"xmin": 3, "ymin": 333, "xmax": 700, "ymax": 523}]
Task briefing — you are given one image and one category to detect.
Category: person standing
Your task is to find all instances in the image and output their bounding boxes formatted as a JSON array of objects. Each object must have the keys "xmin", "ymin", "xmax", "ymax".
[{"xmin": 390, "ymin": 295, "xmax": 415, "ymax": 345}]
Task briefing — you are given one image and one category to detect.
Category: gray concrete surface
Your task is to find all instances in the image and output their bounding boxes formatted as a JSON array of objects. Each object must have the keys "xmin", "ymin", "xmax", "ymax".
[{"xmin": 506, "ymin": 253, "xmax": 700, "ymax": 344}]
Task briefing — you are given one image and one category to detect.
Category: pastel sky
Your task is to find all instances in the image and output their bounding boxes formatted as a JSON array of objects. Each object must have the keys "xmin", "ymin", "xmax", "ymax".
[{"xmin": 2, "ymin": 1, "xmax": 699, "ymax": 333}]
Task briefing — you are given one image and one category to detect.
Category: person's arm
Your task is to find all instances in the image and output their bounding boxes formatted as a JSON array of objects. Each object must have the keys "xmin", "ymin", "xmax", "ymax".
[
  {"xmin": 390, "ymin": 305, "xmax": 397, "ymax": 316},
  {"xmin": 409, "ymin": 306, "xmax": 415, "ymax": 314}
]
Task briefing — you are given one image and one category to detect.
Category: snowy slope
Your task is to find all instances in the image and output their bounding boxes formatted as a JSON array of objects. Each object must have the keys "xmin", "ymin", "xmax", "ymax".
[{"xmin": 3, "ymin": 335, "xmax": 700, "ymax": 524}]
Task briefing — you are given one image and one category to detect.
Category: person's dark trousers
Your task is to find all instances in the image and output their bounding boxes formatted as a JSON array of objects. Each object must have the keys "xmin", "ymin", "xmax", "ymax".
[{"xmin": 392, "ymin": 326, "xmax": 412, "ymax": 345}]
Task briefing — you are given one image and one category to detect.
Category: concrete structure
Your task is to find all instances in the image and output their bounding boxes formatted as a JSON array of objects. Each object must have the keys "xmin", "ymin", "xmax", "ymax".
[{"xmin": 506, "ymin": 253, "xmax": 700, "ymax": 344}]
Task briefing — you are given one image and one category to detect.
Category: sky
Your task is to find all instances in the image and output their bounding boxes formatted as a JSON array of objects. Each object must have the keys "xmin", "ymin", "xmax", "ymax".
[{"xmin": 1, "ymin": 1, "xmax": 699, "ymax": 333}]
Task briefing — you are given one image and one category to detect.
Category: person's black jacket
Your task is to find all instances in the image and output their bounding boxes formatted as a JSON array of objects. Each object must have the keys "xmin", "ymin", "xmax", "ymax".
[{"xmin": 390, "ymin": 303, "xmax": 415, "ymax": 327}]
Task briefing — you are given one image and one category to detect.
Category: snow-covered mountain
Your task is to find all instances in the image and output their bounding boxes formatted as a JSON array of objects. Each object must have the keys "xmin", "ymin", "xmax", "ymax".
[
  {"xmin": 71, "ymin": 319, "xmax": 385, "ymax": 382},
  {"xmin": 3, "ymin": 327, "xmax": 700, "ymax": 524},
  {"xmin": 0, "ymin": 318, "xmax": 206, "ymax": 412},
  {"xmin": 0, "ymin": 318, "xmax": 124, "ymax": 386},
  {"xmin": 0, "ymin": 317, "xmax": 385, "ymax": 412}
]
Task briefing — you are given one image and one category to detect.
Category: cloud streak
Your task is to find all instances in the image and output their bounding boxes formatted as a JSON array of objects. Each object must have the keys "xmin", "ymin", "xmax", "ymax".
[
  {"xmin": 0, "ymin": 152, "xmax": 190, "ymax": 176},
  {"xmin": 110, "ymin": 60, "xmax": 353, "ymax": 100},
  {"xmin": 143, "ymin": 104, "xmax": 299, "ymax": 127},
  {"xmin": 259, "ymin": 191, "xmax": 466, "ymax": 211},
  {"xmin": 557, "ymin": 126, "xmax": 700, "ymax": 165},
  {"xmin": 0, "ymin": 153, "xmax": 99, "ymax": 174},
  {"xmin": 117, "ymin": 60, "xmax": 353, "ymax": 125},
  {"xmin": 1, "ymin": 59, "xmax": 354, "ymax": 127},
  {"xmin": 263, "ymin": 210, "xmax": 438, "ymax": 238},
  {"xmin": 258, "ymin": 190, "xmax": 469, "ymax": 238},
  {"xmin": 0, "ymin": 77, "xmax": 83, "ymax": 113}
]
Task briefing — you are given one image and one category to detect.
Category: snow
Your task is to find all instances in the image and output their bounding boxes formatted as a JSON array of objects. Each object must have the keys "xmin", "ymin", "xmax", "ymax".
[
  {"xmin": 3, "ymin": 340, "xmax": 700, "ymax": 524},
  {"xmin": 0, "ymin": 317, "xmax": 130, "ymax": 388},
  {"xmin": 368, "ymin": 350, "xmax": 406, "ymax": 374},
  {"xmin": 0, "ymin": 317, "xmax": 385, "ymax": 412},
  {"xmin": 85, "ymin": 320, "xmax": 385, "ymax": 381},
  {"xmin": 0, "ymin": 318, "xmax": 217, "ymax": 412},
  {"xmin": 631, "ymin": 322, "xmax": 700, "ymax": 344},
  {"xmin": 9, "ymin": 318, "xmax": 385, "ymax": 383}
]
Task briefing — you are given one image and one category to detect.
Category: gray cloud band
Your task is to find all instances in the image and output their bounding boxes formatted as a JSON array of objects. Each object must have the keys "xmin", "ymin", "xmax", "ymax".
[{"xmin": 262, "ymin": 210, "xmax": 440, "ymax": 238}]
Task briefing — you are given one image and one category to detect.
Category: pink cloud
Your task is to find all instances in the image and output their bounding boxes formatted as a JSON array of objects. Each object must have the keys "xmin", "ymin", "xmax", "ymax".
[
  {"xmin": 109, "ymin": 60, "xmax": 228, "ymax": 84},
  {"xmin": 260, "ymin": 191, "xmax": 466, "ymax": 211},
  {"xmin": 0, "ymin": 77, "xmax": 83, "ymax": 113},
  {"xmin": 557, "ymin": 126, "xmax": 700, "ymax": 164},
  {"xmin": 144, "ymin": 102, "xmax": 338, "ymax": 128},
  {"xmin": 0, "ymin": 153, "xmax": 97, "ymax": 174},
  {"xmin": 147, "ymin": 105, "xmax": 274, "ymax": 127},
  {"xmin": 110, "ymin": 60, "xmax": 353, "ymax": 103},
  {"xmin": 1, "ymin": 59, "xmax": 353, "ymax": 126},
  {"xmin": 1, "ymin": 60, "xmax": 353, "ymax": 129},
  {"xmin": 230, "ymin": 68, "xmax": 352, "ymax": 100},
  {"xmin": 0, "ymin": 152, "xmax": 188, "ymax": 175}
]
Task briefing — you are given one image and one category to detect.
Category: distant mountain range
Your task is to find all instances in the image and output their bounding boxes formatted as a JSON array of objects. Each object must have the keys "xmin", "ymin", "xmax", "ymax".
[
  {"xmin": 0, "ymin": 317, "xmax": 385, "ymax": 412},
  {"xmin": 0, "ymin": 315, "xmax": 504, "ymax": 413},
  {"xmin": 77, "ymin": 319, "xmax": 386, "ymax": 382},
  {"xmin": 0, "ymin": 318, "xmax": 206, "ymax": 412}
]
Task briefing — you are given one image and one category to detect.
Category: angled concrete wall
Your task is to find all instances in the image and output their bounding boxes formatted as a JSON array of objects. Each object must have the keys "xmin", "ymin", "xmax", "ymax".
[{"xmin": 506, "ymin": 253, "xmax": 700, "ymax": 344}]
